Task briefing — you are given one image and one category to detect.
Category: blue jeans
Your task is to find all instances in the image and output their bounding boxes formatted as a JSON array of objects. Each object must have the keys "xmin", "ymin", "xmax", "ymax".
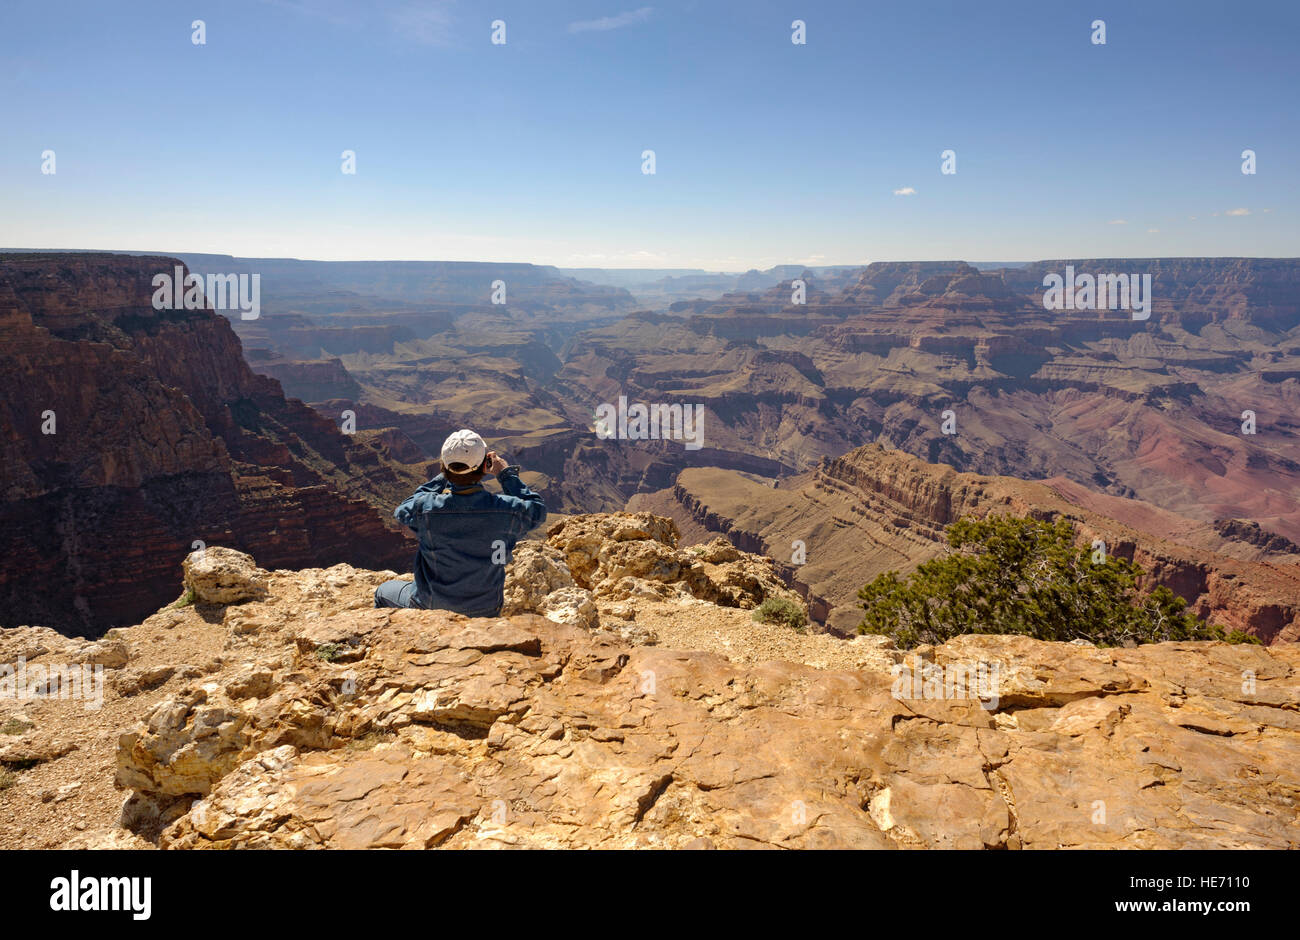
[
  {"xmin": 372, "ymin": 578, "xmax": 501, "ymax": 617},
  {"xmin": 374, "ymin": 579, "xmax": 419, "ymax": 608}
]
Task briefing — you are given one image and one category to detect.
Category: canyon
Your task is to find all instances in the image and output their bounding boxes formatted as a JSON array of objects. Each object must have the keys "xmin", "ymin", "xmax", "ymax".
[
  {"xmin": 557, "ymin": 259, "xmax": 1300, "ymax": 541},
  {"xmin": 216, "ymin": 255, "xmax": 1300, "ymax": 544},
  {"xmin": 0, "ymin": 253, "xmax": 429, "ymax": 635},
  {"xmin": 633, "ymin": 444, "xmax": 1300, "ymax": 641},
  {"xmin": 3, "ymin": 251, "xmax": 1299, "ymax": 649},
  {"xmin": 1, "ymin": 253, "xmax": 1297, "ymax": 852}
]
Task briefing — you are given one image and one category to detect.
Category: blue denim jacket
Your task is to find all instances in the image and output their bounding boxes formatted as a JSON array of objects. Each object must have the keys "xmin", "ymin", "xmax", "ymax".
[{"xmin": 393, "ymin": 467, "xmax": 547, "ymax": 616}]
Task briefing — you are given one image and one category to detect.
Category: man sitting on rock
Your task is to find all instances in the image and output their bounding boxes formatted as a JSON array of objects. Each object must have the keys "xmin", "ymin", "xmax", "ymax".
[{"xmin": 375, "ymin": 428, "xmax": 547, "ymax": 615}]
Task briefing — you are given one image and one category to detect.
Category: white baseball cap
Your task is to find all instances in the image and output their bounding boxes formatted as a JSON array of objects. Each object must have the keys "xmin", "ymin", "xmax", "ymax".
[{"xmin": 440, "ymin": 428, "xmax": 487, "ymax": 473}]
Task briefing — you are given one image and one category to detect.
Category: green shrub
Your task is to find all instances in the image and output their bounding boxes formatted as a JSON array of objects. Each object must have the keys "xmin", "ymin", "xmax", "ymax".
[
  {"xmin": 0, "ymin": 718, "xmax": 34, "ymax": 736},
  {"xmin": 315, "ymin": 643, "xmax": 345, "ymax": 662},
  {"xmin": 857, "ymin": 515, "xmax": 1239, "ymax": 649},
  {"xmin": 170, "ymin": 588, "xmax": 195, "ymax": 609},
  {"xmin": 0, "ymin": 769, "xmax": 16, "ymax": 792},
  {"xmin": 752, "ymin": 596, "xmax": 808, "ymax": 631},
  {"xmin": 1223, "ymin": 629, "xmax": 1263, "ymax": 646}
]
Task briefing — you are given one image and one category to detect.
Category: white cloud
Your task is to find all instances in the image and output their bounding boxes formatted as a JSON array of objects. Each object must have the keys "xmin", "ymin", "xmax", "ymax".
[
  {"xmin": 893, "ymin": 187, "xmax": 916, "ymax": 196},
  {"xmin": 569, "ymin": 7, "xmax": 653, "ymax": 33},
  {"xmin": 1107, "ymin": 219, "xmax": 1128, "ymax": 225},
  {"xmin": 1225, "ymin": 208, "xmax": 1251, "ymax": 216},
  {"xmin": 1147, "ymin": 228, "xmax": 1160, "ymax": 233}
]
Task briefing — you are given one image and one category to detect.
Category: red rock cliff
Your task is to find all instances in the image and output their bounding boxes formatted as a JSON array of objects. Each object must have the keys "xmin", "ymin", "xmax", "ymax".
[{"xmin": 0, "ymin": 253, "xmax": 417, "ymax": 636}]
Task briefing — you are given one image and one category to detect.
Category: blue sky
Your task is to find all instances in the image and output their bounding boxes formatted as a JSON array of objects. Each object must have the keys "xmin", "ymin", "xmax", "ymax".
[{"xmin": 1, "ymin": 0, "xmax": 1296, "ymax": 268}]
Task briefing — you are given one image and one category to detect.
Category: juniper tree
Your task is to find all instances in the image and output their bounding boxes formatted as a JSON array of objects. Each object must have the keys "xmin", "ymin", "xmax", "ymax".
[{"xmin": 856, "ymin": 515, "xmax": 1253, "ymax": 649}]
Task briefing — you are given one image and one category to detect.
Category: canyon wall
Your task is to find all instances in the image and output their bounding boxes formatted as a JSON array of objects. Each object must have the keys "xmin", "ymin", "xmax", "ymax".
[
  {"xmin": 556, "ymin": 259, "xmax": 1300, "ymax": 537},
  {"xmin": 653, "ymin": 445, "xmax": 1300, "ymax": 643},
  {"xmin": 0, "ymin": 253, "xmax": 422, "ymax": 636}
]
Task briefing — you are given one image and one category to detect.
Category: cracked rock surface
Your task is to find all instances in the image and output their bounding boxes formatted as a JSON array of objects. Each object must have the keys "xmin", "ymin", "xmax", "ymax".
[
  {"xmin": 128, "ymin": 582, "xmax": 1299, "ymax": 849},
  {"xmin": 5, "ymin": 514, "xmax": 1298, "ymax": 849}
]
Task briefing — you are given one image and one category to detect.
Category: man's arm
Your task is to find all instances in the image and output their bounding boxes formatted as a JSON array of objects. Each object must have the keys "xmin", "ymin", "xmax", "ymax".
[
  {"xmin": 487, "ymin": 452, "xmax": 546, "ymax": 532},
  {"xmin": 394, "ymin": 472, "xmax": 448, "ymax": 529}
]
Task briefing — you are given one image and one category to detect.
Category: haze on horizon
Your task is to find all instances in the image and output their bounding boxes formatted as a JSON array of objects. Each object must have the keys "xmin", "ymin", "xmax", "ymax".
[{"xmin": 2, "ymin": 0, "xmax": 1297, "ymax": 268}]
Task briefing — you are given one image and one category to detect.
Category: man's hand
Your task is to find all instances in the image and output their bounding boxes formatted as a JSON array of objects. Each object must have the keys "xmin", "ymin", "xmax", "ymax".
[{"xmin": 485, "ymin": 451, "xmax": 508, "ymax": 476}]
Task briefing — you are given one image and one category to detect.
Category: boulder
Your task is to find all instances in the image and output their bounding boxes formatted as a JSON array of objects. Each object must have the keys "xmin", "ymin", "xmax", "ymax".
[
  {"xmin": 115, "ymin": 689, "xmax": 256, "ymax": 799},
  {"xmin": 182, "ymin": 547, "xmax": 269, "ymax": 605},
  {"xmin": 75, "ymin": 640, "xmax": 130, "ymax": 669},
  {"xmin": 546, "ymin": 512, "xmax": 803, "ymax": 612}
]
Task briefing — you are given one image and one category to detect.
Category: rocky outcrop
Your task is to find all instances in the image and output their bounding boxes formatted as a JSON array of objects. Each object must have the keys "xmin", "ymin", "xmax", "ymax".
[
  {"xmin": 84, "ymin": 546, "xmax": 1299, "ymax": 850},
  {"xmin": 1215, "ymin": 518, "xmax": 1300, "ymax": 555},
  {"xmin": 840, "ymin": 261, "xmax": 1004, "ymax": 307},
  {"xmin": 101, "ymin": 520, "xmax": 806, "ymax": 837},
  {"xmin": 2, "ymin": 516, "xmax": 1296, "ymax": 851},
  {"xmin": 545, "ymin": 512, "xmax": 802, "ymax": 610},
  {"xmin": 0, "ymin": 253, "xmax": 425, "ymax": 635},
  {"xmin": 243, "ymin": 355, "xmax": 363, "ymax": 403},
  {"xmin": 500, "ymin": 542, "xmax": 600, "ymax": 632}
]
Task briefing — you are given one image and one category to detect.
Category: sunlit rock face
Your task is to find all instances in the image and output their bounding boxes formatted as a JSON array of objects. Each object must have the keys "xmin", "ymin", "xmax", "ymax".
[
  {"xmin": 91, "ymin": 541, "xmax": 1300, "ymax": 851},
  {"xmin": 0, "ymin": 253, "xmax": 420, "ymax": 636}
]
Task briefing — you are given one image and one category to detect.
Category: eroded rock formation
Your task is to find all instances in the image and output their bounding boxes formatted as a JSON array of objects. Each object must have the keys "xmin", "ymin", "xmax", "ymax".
[
  {"xmin": 126, "ymin": 553, "xmax": 1300, "ymax": 849},
  {"xmin": 0, "ymin": 253, "xmax": 426, "ymax": 634},
  {"xmin": 643, "ymin": 444, "xmax": 1300, "ymax": 641},
  {"xmin": 2, "ymin": 511, "xmax": 1296, "ymax": 850},
  {"xmin": 557, "ymin": 258, "xmax": 1300, "ymax": 535}
]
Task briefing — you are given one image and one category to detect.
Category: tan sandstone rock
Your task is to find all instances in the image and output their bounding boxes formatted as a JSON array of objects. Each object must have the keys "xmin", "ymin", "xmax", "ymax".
[
  {"xmin": 546, "ymin": 512, "xmax": 804, "ymax": 612},
  {"xmin": 182, "ymin": 547, "xmax": 269, "ymax": 605},
  {"xmin": 15, "ymin": 534, "xmax": 1294, "ymax": 852},
  {"xmin": 100, "ymin": 562, "xmax": 1300, "ymax": 851},
  {"xmin": 501, "ymin": 542, "xmax": 599, "ymax": 631}
]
